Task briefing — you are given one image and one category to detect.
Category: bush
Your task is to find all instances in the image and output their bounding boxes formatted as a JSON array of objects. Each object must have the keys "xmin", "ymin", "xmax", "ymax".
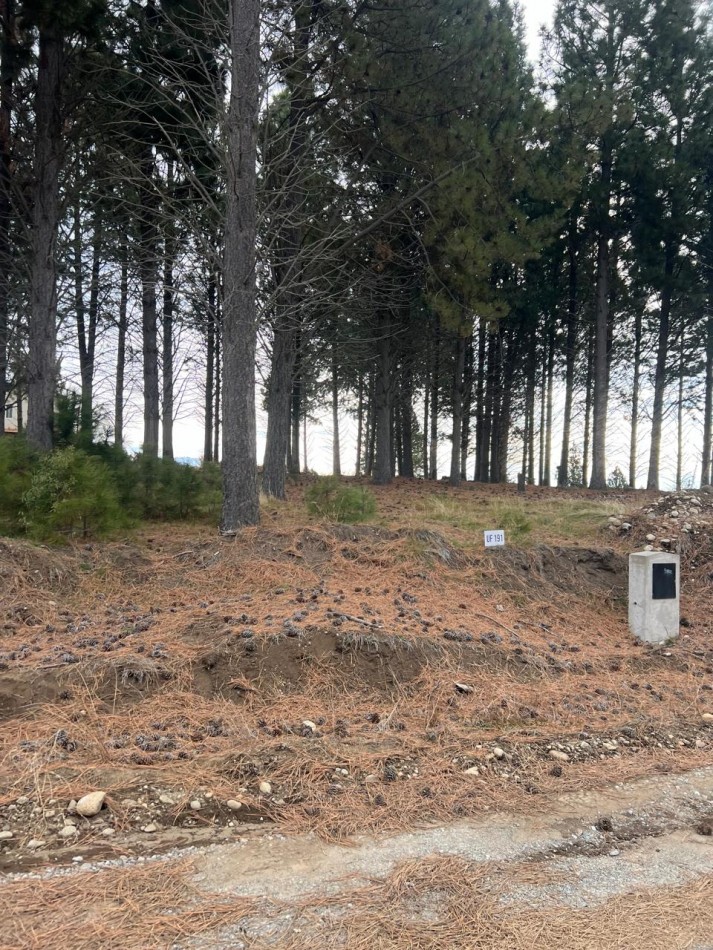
[
  {"xmin": 0, "ymin": 438, "xmax": 38, "ymax": 535},
  {"xmin": 22, "ymin": 447, "xmax": 125, "ymax": 540},
  {"xmin": 306, "ymin": 476, "xmax": 376, "ymax": 523}
]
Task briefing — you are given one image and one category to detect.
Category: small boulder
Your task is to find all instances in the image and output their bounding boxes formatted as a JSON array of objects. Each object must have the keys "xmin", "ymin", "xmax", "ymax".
[
  {"xmin": 226, "ymin": 799, "xmax": 243, "ymax": 811},
  {"xmin": 76, "ymin": 791, "xmax": 106, "ymax": 818}
]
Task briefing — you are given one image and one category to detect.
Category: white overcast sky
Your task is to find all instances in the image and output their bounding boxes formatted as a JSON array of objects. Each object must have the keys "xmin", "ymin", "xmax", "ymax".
[{"xmin": 521, "ymin": 0, "xmax": 557, "ymax": 58}]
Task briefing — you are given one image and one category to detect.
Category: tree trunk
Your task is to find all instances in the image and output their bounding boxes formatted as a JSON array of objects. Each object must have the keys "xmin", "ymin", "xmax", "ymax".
[
  {"xmin": 429, "ymin": 315, "xmax": 439, "ymax": 479},
  {"xmin": 355, "ymin": 371, "xmax": 364, "ymax": 476},
  {"xmin": 473, "ymin": 318, "xmax": 486, "ymax": 480},
  {"xmin": 27, "ymin": 25, "xmax": 63, "ymax": 452},
  {"xmin": 114, "ymin": 241, "xmax": 128, "ymax": 448},
  {"xmin": 558, "ymin": 211, "xmax": 579, "ymax": 486},
  {"xmin": 538, "ymin": 331, "xmax": 547, "ymax": 485},
  {"xmin": 74, "ymin": 205, "xmax": 102, "ymax": 442},
  {"xmin": 582, "ymin": 323, "xmax": 594, "ymax": 486},
  {"xmin": 263, "ymin": 323, "xmax": 296, "ymax": 496},
  {"xmin": 401, "ymin": 361, "xmax": 414, "ymax": 477},
  {"xmin": 365, "ymin": 371, "xmax": 376, "ymax": 476},
  {"xmin": 702, "ymin": 299, "xmax": 713, "ymax": 487},
  {"xmin": 162, "ymin": 174, "xmax": 175, "ymax": 460},
  {"xmin": 544, "ymin": 325, "xmax": 554, "ymax": 486},
  {"xmin": 449, "ymin": 332, "xmax": 466, "ymax": 486},
  {"xmin": 213, "ymin": 307, "xmax": 221, "ymax": 462},
  {"xmin": 646, "ymin": 244, "xmax": 675, "ymax": 490},
  {"xmin": 460, "ymin": 333, "xmax": 473, "ymax": 481},
  {"xmin": 422, "ymin": 344, "xmax": 429, "ymax": 478},
  {"xmin": 372, "ymin": 312, "xmax": 392, "ymax": 485},
  {"xmin": 676, "ymin": 328, "xmax": 684, "ymax": 492},
  {"xmin": 481, "ymin": 325, "xmax": 495, "ymax": 482},
  {"xmin": 138, "ymin": 153, "xmax": 160, "ymax": 456},
  {"xmin": 288, "ymin": 325, "xmax": 301, "ymax": 475},
  {"xmin": 221, "ymin": 0, "xmax": 260, "ymax": 532},
  {"xmin": 331, "ymin": 346, "xmax": 341, "ymax": 476},
  {"xmin": 629, "ymin": 309, "xmax": 641, "ymax": 488},
  {"xmin": 0, "ymin": 0, "xmax": 16, "ymax": 436},
  {"xmin": 203, "ymin": 273, "xmax": 216, "ymax": 462},
  {"xmin": 525, "ymin": 340, "xmax": 537, "ymax": 484},
  {"xmin": 589, "ymin": 134, "xmax": 613, "ymax": 490},
  {"xmin": 495, "ymin": 328, "xmax": 518, "ymax": 483}
]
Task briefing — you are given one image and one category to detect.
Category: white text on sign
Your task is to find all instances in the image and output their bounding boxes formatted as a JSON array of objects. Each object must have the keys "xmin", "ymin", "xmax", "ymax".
[{"xmin": 484, "ymin": 530, "xmax": 506, "ymax": 548}]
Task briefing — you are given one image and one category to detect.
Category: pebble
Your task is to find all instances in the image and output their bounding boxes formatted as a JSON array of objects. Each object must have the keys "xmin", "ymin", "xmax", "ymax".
[
  {"xmin": 16, "ymin": 797, "xmax": 29, "ymax": 806},
  {"xmin": 190, "ymin": 800, "xmax": 202, "ymax": 811},
  {"xmin": 549, "ymin": 750, "xmax": 570, "ymax": 763},
  {"xmin": 302, "ymin": 720, "xmax": 318, "ymax": 733},
  {"xmin": 259, "ymin": 781, "xmax": 272, "ymax": 795},
  {"xmin": 493, "ymin": 747, "xmax": 505, "ymax": 759},
  {"xmin": 27, "ymin": 839, "xmax": 46, "ymax": 850},
  {"xmin": 702, "ymin": 713, "xmax": 713, "ymax": 722},
  {"xmin": 159, "ymin": 794, "xmax": 176, "ymax": 806},
  {"xmin": 142, "ymin": 824, "xmax": 158, "ymax": 833},
  {"xmin": 609, "ymin": 849, "xmax": 620, "ymax": 857},
  {"xmin": 76, "ymin": 791, "xmax": 106, "ymax": 818},
  {"xmin": 58, "ymin": 826, "xmax": 78, "ymax": 839},
  {"xmin": 0, "ymin": 831, "xmax": 13, "ymax": 840},
  {"xmin": 226, "ymin": 800, "xmax": 243, "ymax": 811},
  {"xmin": 102, "ymin": 828, "xmax": 116, "ymax": 837},
  {"xmin": 464, "ymin": 766, "xmax": 480, "ymax": 776},
  {"xmin": 646, "ymin": 534, "xmax": 656, "ymax": 543}
]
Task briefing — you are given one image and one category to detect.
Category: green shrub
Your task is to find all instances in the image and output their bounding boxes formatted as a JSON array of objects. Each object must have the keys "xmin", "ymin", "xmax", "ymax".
[
  {"xmin": 22, "ymin": 447, "xmax": 125, "ymax": 540},
  {"xmin": 0, "ymin": 438, "xmax": 38, "ymax": 535},
  {"xmin": 306, "ymin": 476, "xmax": 376, "ymax": 523}
]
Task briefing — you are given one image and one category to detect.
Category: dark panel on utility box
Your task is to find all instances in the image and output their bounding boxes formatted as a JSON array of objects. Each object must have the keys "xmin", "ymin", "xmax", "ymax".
[{"xmin": 652, "ymin": 563, "xmax": 677, "ymax": 600}]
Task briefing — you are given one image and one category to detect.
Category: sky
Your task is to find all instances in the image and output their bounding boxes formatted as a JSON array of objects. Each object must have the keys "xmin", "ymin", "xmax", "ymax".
[{"xmin": 521, "ymin": 0, "xmax": 557, "ymax": 57}]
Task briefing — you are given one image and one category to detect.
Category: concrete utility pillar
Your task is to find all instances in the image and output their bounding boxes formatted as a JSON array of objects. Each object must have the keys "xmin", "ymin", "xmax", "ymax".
[{"xmin": 628, "ymin": 551, "xmax": 680, "ymax": 645}]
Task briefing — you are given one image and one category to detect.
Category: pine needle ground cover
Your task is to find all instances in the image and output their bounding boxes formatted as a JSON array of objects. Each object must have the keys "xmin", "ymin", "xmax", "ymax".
[{"xmin": 0, "ymin": 479, "xmax": 711, "ymax": 878}]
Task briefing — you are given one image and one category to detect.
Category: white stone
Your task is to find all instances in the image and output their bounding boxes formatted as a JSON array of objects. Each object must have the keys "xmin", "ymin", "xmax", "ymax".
[
  {"xmin": 27, "ymin": 839, "xmax": 46, "ymax": 849},
  {"xmin": 16, "ymin": 796, "xmax": 29, "ymax": 806},
  {"xmin": 76, "ymin": 791, "xmax": 106, "ymax": 817},
  {"xmin": 302, "ymin": 720, "xmax": 318, "ymax": 732},
  {"xmin": 102, "ymin": 828, "xmax": 116, "ymax": 836},
  {"xmin": 226, "ymin": 800, "xmax": 243, "ymax": 811},
  {"xmin": 628, "ymin": 552, "xmax": 679, "ymax": 645},
  {"xmin": 58, "ymin": 825, "xmax": 78, "ymax": 839},
  {"xmin": 190, "ymin": 800, "xmax": 202, "ymax": 811},
  {"xmin": 646, "ymin": 534, "xmax": 656, "ymax": 543},
  {"xmin": 464, "ymin": 766, "xmax": 480, "ymax": 776},
  {"xmin": 549, "ymin": 749, "xmax": 570, "ymax": 763},
  {"xmin": 142, "ymin": 823, "xmax": 158, "ymax": 833},
  {"xmin": 259, "ymin": 781, "xmax": 272, "ymax": 795},
  {"xmin": 493, "ymin": 747, "xmax": 505, "ymax": 759},
  {"xmin": 0, "ymin": 831, "xmax": 13, "ymax": 840},
  {"xmin": 159, "ymin": 794, "xmax": 175, "ymax": 805},
  {"xmin": 702, "ymin": 713, "xmax": 713, "ymax": 722}
]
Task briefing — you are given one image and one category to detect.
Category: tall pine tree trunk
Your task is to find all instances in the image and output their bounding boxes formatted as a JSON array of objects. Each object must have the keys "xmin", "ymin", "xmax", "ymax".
[
  {"xmin": 288, "ymin": 324, "xmax": 301, "ymax": 475},
  {"xmin": 473, "ymin": 318, "xmax": 486, "ymax": 480},
  {"xmin": 203, "ymin": 273, "xmax": 216, "ymax": 462},
  {"xmin": 629, "ymin": 309, "xmax": 641, "ymax": 488},
  {"xmin": 449, "ymin": 332, "xmax": 466, "ymax": 487},
  {"xmin": 213, "ymin": 305, "xmax": 221, "ymax": 462},
  {"xmin": 558, "ymin": 211, "xmax": 579, "ymax": 486},
  {"xmin": 373, "ymin": 312, "xmax": 392, "ymax": 485},
  {"xmin": 422, "ymin": 344, "xmax": 429, "ymax": 478},
  {"xmin": 331, "ymin": 346, "xmax": 341, "ymax": 476},
  {"xmin": 676, "ymin": 328, "xmax": 684, "ymax": 492},
  {"xmin": 589, "ymin": 135, "xmax": 613, "ymax": 490},
  {"xmin": 582, "ymin": 323, "xmax": 594, "ymax": 486},
  {"xmin": 27, "ymin": 25, "xmax": 63, "ymax": 451},
  {"xmin": 115, "ymin": 243, "xmax": 128, "ymax": 448},
  {"xmin": 460, "ymin": 334, "xmax": 473, "ymax": 481},
  {"xmin": 0, "ymin": 0, "xmax": 16, "ymax": 436},
  {"xmin": 544, "ymin": 326, "xmax": 554, "ymax": 486},
  {"xmin": 646, "ymin": 244, "xmax": 675, "ymax": 489},
  {"xmin": 702, "ymin": 300, "xmax": 713, "ymax": 487},
  {"xmin": 221, "ymin": 0, "xmax": 260, "ymax": 531},
  {"xmin": 429, "ymin": 315, "xmax": 439, "ymax": 479},
  {"xmin": 138, "ymin": 153, "xmax": 160, "ymax": 456},
  {"xmin": 162, "ymin": 190, "xmax": 176, "ymax": 460},
  {"xmin": 355, "ymin": 371, "xmax": 364, "ymax": 476},
  {"xmin": 401, "ymin": 361, "xmax": 414, "ymax": 477}
]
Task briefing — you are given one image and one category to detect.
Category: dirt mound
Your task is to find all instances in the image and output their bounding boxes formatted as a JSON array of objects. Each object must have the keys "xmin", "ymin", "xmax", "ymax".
[
  {"xmin": 492, "ymin": 545, "xmax": 627, "ymax": 603},
  {"xmin": 0, "ymin": 538, "xmax": 75, "ymax": 593}
]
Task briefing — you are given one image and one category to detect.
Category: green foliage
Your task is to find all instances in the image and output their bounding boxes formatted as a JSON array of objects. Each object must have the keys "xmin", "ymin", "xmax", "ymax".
[
  {"xmin": 128, "ymin": 455, "xmax": 220, "ymax": 520},
  {"xmin": 607, "ymin": 466, "xmax": 629, "ymax": 489},
  {"xmin": 306, "ymin": 477, "xmax": 376, "ymax": 524},
  {"xmin": 0, "ymin": 439, "xmax": 38, "ymax": 535},
  {"xmin": 568, "ymin": 448, "xmax": 584, "ymax": 488},
  {"xmin": 22, "ymin": 447, "xmax": 124, "ymax": 540}
]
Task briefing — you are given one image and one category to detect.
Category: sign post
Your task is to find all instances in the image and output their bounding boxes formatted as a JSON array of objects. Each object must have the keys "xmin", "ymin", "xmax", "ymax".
[{"xmin": 484, "ymin": 530, "xmax": 506, "ymax": 548}]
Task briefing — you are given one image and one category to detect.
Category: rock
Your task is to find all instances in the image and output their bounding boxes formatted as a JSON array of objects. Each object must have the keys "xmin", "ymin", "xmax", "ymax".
[
  {"xmin": 493, "ymin": 747, "xmax": 505, "ymax": 759},
  {"xmin": 608, "ymin": 517, "xmax": 622, "ymax": 526},
  {"xmin": 609, "ymin": 848, "xmax": 620, "ymax": 857},
  {"xmin": 142, "ymin": 823, "xmax": 158, "ymax": 833},
  {"xmin": 159, "ymin": 794, "xmax": 175, "ymax": 805},
  {"xmin": 646, "ymin": 534, "xmax": 656, "ymax": 543},
  {"xmin": 189, "ymin": 800, "xmax": 202, "ymax": 811},
  {"xmin": 58, "ymin": 825, "xmax": 78, "ymax": 839},
  {"xmin": 259, "ymin": 781, "xmax": 272, "ymax": 795},
  {"xmin": 101, "ymin": 828, "xmax": 115, "ymax": 836},
  {"xmin": 454, "ymin": 683, "xmax": 474, "ymax": 694},
  {"xmin": 464, "ymin": 766, "xmax": 480, "ymax": 776},
  {"xmin": 302, "ymin": 720, "xmax": 318, "ymax": 733},
  {"xmin": 549, "ymin": 749, "xmax": 570, "ymax": 763},
  {"xmin": 0, "ymin": 831, "xmax": 13, "ymax": 840},
  {"xmin": 226, "ymin": 799, "xmax": 243, "ymax": 811},
  {"xmin": 702, "ymin": 713, "xmax": 713, "ymax": 722},
  {"xmin": 27, "ymin": 839, "xmax": 46, "ymax": 849},
  {"xmin": 76, "ymin": 791, "xmax": 106, "ymax": 817},
  {"xmin": 16, "ymin": 796, "xmax": 29, "ymax": 806},
  {"xmin": 620, "ymin": 523, "xmax": 632, "ymax": 531}
]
